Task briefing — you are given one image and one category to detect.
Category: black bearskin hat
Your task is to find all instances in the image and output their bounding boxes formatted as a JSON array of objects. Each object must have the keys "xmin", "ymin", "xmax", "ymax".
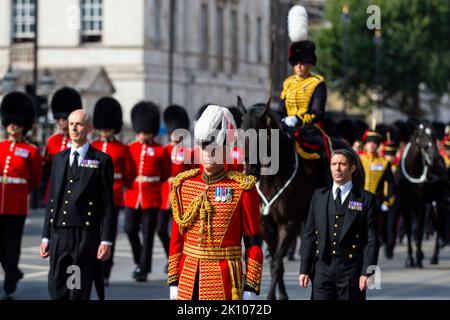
[
  {"xmin": 93, "ymin": 97, "xmax": 123, "ymax": 134},
  {"xmin": 131, "ymin": 101, "xmax": 160, "ymax": 135},
  {"xmin": 51, "ymin": 87, "xmax": 82, "ymax": 120},
  {"xmin": 393, "ymin": 120, "xmax": 411, "ymax": 143},
  {"xmin": 163, "ymin": 104, "xmax": 190, "ymax": 135},
  {"xmin": 337, "ymin": 118, "xmax": 358, "ymax": 145},
  {"xmin": 353, "ymin": 119, "xmax": 369, "ymax": 142},
  {"xmin": 288, "ymin": 40, "xmax": 317, "ymax": 66},
  {"xmin": 1, "ymin": 92, "xmax": 35, "ymax": 135}
]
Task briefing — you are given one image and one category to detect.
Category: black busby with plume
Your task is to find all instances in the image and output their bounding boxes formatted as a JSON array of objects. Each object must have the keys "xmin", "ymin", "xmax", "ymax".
[
  {"xmin": 287, "ymin": 5, "xmax": 317, "ymax": 66},
  {"xmin": 93, "ymin": 97, "xmax": 123, "ymax": 134},
  {"xmin": 131, "ymin": 101, "xmax": 160, "ymax": 135},
  {"xmin": 51, "ymin": 86, "xmax": 82, "ymax": 120},
  {"xmin": 1, "ymin": 91, "xmax": 35, "ymax": 135},
  {"xmin": 163, "ymin": 104, "xmax": 190, "ymax": 135}
]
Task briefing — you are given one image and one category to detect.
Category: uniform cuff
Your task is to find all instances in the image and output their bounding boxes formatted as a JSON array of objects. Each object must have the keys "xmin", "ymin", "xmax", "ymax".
[
  {"xmin": 101, "ymin": 241, "xmax": 113, "ymax": 246},
  {"xmin": 41, "ymin": 238, "xmax": 49, "ymax": 243}
]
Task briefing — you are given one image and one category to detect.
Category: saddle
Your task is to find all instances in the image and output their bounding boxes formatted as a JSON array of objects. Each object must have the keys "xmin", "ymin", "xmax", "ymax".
[{"xmin": 292, "ymin": 125, "xmax": 332, "ymax": 161}]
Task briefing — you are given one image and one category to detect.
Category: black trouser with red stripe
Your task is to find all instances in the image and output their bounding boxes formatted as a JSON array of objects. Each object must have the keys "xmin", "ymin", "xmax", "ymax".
[{"xmin": 0, "ymin": 215, "xmax": 25, "ymax": 295}]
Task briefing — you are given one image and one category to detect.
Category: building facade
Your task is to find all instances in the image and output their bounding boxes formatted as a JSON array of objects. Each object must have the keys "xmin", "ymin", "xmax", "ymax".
[{"xmin": 0, "ymin": 0, "xmax": 271, "ymax": 127}]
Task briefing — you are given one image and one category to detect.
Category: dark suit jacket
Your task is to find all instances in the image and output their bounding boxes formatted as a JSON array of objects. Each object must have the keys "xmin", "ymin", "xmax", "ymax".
[
  {"xmin": 300, "ymin": 184, "xmax": 379, "ymax": 276},
  {"xmin": 42, "ymin": 145, "xmax": 115, "ymax": 243}
]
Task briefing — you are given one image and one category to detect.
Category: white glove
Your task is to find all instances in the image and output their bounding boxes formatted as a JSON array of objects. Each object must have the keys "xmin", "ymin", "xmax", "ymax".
[
  {"xmin": 170, "ymin": 286, "xmax": 178, "ymax": 300},
  {"xmin": 242, "ymin": 291, "xmax": 256, "ymax": 300},
  {"xmin": 381, "ymin": 204, "xmax": 389, "ymax": 212},
  {"xmin": 282, "ymin": 116, "xmax": 298, "ymax": 127}
]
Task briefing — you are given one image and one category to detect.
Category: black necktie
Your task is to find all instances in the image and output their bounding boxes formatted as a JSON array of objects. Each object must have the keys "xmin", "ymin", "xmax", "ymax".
[
  {"xmin": 72, "ymin": 151, "xmax": 79, "ymax": 174},
  {"xmin": 335, "ymin": 187, "xmax": 342, "ymax": 212}
]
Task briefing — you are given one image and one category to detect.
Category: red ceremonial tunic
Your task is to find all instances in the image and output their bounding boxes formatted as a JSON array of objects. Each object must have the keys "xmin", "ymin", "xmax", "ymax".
[
  {"xmin": 0, "ymin": 140, "xmax": 43, "ymax": 215},
  {"xmin": 160, "ymin": 143, "xmax": 195, "ymax": 210},
  {"xmin": 168, "ymin": 169, "xmax": 263, "ymax": 300},
  {"xmin": 92, "ymin": 139, "xmax": 136, "ymax": 207},
  {"xmin": 124, "ymin": 141, "xmax": 171, "ymax": 210}
]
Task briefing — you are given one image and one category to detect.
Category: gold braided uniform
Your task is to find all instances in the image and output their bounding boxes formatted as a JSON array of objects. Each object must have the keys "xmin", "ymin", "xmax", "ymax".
[
  {"xmin": 168, "ymin": 168, "xmax": 263, "ymax": 300},
  {"xmin": 281, "ymin": 74, "xmax": 325, "ymax": 124},
  {"xmin": 360, "ymin": 152, "xmax": 395, "ymax": 205},
  {"xmin": 443, "ymin": 154, "xmax": 450, "ymax": 168}
]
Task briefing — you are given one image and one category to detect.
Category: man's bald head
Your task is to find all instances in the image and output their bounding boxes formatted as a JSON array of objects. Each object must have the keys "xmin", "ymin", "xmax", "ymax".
[
  {"xmin": 68, "ymin": 110, "xmax": 93, "ymax": 147},
  {"xmin": 68, "ymin": 110, "xmax": 92, "ymax": 127}
]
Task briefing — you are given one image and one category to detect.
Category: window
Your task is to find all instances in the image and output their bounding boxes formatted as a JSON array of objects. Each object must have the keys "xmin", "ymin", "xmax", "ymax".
[
  {"xmin": 200, "ymin": 3, "xmax": 209, "ymax": 69},
  {"xmin": 244, "ymin": 14, "xmax": 250, "ymax": 61},
  {"xmin": 152, "ymin": 0, "xmax": 161, "ymax": 48},
  {"xmin": 216, "ymin": 4, "xmax": 224, "ymax": 72},
  {"xmin": 80, "ymin": 0, "xmax": 102, "ymax": 43},
  {"xmin": 231, "ymin": 10, "xmax": 238, "ymax": 72},
  {"xmin": 12, "ymin": 0, "xmax": 36, "ymax": 43},
  {"xmin": 257, "ymin": 16, "xmax": 263, "ymax": 63}
]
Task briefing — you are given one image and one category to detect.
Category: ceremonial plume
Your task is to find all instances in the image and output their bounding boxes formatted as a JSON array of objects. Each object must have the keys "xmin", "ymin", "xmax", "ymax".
[{"xmin": 288, "ymin": 5, "xmax": 308, "ymax": 42}]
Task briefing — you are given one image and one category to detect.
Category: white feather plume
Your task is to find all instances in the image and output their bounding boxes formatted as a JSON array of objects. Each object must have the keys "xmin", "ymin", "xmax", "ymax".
[{"xmin": 288, "ymin": 5, "xmax": 308, "ymax": 42}]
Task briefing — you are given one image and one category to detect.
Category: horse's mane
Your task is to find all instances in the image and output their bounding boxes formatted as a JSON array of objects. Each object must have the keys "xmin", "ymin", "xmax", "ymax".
[{"xmin": 243, "ymin": 104, "xmax": 283, "ymax": 131}]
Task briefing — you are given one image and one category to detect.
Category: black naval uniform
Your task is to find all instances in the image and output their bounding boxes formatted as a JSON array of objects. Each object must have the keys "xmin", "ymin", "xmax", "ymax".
[
  {"xmin": 300, "ymin": 182, "xmax": 379, "ymax": 300},
  {"xmin": 42, "ymin": 144, "xmax": 114, "ymax": 300}
]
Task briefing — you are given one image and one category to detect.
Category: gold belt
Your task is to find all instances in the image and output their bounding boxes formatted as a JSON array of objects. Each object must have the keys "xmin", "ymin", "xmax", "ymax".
[{"xmin": 183, "ymin": 243, "xmax": 241, "ymax": 260}]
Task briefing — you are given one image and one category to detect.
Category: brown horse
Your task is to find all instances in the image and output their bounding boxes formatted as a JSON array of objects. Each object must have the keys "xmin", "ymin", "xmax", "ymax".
[{"xmin": 238, "ymin": 98, "xmax": 363, "ymax": 300}]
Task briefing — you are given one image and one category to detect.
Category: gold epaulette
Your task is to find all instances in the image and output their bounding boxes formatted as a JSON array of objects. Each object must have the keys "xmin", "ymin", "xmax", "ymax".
[
  {"xmin": 227, "ymin": 171, "xmax": 257, "ymax": 190},
  {"xmin": 172, "ymin": 168, "xmax": 200, "ymax": 188}
]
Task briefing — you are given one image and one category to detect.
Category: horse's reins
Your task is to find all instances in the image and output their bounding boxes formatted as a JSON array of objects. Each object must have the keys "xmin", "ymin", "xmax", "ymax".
[
  {"xmin": 256, "ymin": 143, "xmax": 299, "ymax": 216},
  {"xmin": 400, "ymin": 142, "xmax": 429, "ymax": 184}
]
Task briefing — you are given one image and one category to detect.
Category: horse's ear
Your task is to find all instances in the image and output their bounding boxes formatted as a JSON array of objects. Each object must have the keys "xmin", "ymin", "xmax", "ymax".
[
  {"xmin": 237, "ymin": 96, "xmax": 247, "ymax": 115},
  {"xmin": 259, "ymin": 97, "xmax": 272, "ymax": 117}
]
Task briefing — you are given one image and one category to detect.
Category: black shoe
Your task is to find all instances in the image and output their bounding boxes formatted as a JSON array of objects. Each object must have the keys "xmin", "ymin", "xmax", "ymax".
[
  {"xmin": 2, "ymin": 293, "xmax": 13, "ymax": 300},
  {"xmin": 132, "ymin": 266, "xmax": 141, "ymax": 279},
  {"xmin": 17, "ymin": 269, "xmax": 24, "ymax": 280},
  {"xmin": 135, "ymin": 272, "xmax": 148, "ymax": 282}
]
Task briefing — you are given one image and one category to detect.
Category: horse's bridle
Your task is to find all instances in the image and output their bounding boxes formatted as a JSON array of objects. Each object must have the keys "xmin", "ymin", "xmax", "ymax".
[
  {"xmin": 400, "ymin": 142, "xmax": 429, "ymax": 184},
  {"xmin": 400, "ymin": 126, "xmax": 433, "ymax": 184},
  {"xmin": 256, "ymin": 135, "xmax": 299, "ymax": 216}
]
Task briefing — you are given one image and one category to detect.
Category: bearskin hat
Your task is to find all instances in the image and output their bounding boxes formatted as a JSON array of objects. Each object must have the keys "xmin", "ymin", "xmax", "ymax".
[
  {"xmin": 323, "ymin": 113, "xmax": 336, "ymax": 137},
  {"xmin": 337, "ymin": 118, "xmax": 358, "ymax": 145},
  {"xmin": 163, "ymin": 104, "xmax": 190, "ymax": 135},
  {"xmin": 393, "ymin": 120, "xmax": 410, "ymax": 143},
  {"xmin": 93, "ymin": 97, "xmax": 123, "ymax": 134},
  {"xmin": 51, "ymin": 86, "xmax": 82, "ymax": 120},
  {"xmin": 1, "ymin": 92, "xmax": 35, "ymax": 135},
  {"xmin": 131, "ymin": 101, "xmax": 160, "ymax": 135},
  {"xmin": 353, "ymin": 119, "xmax": 369, "ymax": 142}
]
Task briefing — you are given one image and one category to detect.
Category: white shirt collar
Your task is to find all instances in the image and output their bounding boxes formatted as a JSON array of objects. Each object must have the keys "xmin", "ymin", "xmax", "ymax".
[
  {"xmin": 332, "ymin": 180, "xmax": 353, "ymax": 203},
  {"xmin": 70, "ymin": 142, "xmax": 90, "ymax": 164}
]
